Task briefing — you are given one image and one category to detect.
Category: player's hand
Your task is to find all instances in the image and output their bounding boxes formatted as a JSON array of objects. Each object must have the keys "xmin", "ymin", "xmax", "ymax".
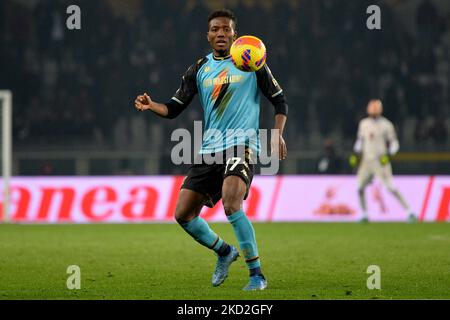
[
  {"xmin": 349, "ymin": 154, "xmax": 359, "ymax": 168},
  {"xmin": 379, "ymin": 154, "xmax": 390, "ymax": 166},
  {"xmin": 134, "ymin": 93, "xmax": 152, "ymax": 112},
  {"xmin": 271, "ymin": 132, "xmax": 287, "ymax": 160}
]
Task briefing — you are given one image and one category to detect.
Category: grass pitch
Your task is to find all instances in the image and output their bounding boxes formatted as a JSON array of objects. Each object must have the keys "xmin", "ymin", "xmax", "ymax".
[{"xmin": 0, "ymin": 223, "xmax": 449, "ymax": 300}]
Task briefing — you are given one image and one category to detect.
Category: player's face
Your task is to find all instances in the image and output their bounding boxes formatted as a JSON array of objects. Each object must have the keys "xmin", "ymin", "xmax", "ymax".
[
  {"xmin": 207, "ymin": 17, "xmax": 236, "ymax": 56},
  {"xmin": 367, "ymin": 101, "xmax": 383, "ymax": 117}
]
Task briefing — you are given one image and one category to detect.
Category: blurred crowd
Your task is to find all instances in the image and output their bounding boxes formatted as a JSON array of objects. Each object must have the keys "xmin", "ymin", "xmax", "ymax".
[{"xmin": 1, "ymin": 0, "xmax": 449, "ymax": 172}]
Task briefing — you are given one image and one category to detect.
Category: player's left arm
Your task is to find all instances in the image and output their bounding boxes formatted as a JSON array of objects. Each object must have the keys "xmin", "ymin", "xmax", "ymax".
[
  {"xmin": 386, "ymin": 121, "xmax": 399, "ymax": 155},
  {"xmin": 256, "ymin": 64, "xmax": 288, "ymax": 160},
  {"xmin": 381, "ymin": 120, "xmax": 399, "ymax": 165}
]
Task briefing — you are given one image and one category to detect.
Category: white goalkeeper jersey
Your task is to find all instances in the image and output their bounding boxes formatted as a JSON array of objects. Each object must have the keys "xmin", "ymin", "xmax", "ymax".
[{"xmin": 353, "ymin": 116, "xmax": 399, "ymax": 161}]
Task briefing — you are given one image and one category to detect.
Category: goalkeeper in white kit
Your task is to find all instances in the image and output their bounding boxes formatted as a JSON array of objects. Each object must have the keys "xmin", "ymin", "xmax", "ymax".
[{"xmin": 349, "ymin": 99, "xmax": 416, "ymax": 223}]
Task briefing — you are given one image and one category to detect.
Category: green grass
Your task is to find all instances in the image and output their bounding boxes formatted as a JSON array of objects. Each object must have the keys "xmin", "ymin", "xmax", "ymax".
[{"xmin": 0, "ymin": 223, "xmax": 449, "ymax": 300}]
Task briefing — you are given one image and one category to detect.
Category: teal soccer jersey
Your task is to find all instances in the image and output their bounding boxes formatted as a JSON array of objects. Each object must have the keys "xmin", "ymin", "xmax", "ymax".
[{"xmin": 169, "ymin": 53, "xmax": 288, "ymax": 154}]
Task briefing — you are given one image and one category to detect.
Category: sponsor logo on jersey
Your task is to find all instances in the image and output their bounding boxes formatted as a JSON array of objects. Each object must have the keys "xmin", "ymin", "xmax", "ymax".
[{"xmin": 203, "ymin": 74, "xmax": 243, "ymax": 88}]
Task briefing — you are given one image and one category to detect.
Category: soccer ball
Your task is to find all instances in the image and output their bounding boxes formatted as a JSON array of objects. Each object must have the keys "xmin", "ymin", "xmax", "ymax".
[{"xmin": 230, "ymin": 35, "xmax": 267, "ymax": 72}]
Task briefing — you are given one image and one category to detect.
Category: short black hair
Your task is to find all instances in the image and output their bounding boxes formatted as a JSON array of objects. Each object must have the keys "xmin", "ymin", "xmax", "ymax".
[{"xmin": 208, "ymin": 9, "xmax": 237, "ymax": 29}]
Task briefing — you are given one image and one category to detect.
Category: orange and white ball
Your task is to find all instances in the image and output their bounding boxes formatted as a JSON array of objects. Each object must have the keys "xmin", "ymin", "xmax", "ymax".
[{"xmin": 230, "ymin": 35, "xmax": 267, "ymax": 72}]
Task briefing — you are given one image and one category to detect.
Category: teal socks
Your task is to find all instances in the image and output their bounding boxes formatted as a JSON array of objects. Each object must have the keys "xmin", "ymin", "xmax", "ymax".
[
  {"xmin": 180, "ymin": 211, "xmax": 262, "ymax": 272},
  {"xmin": 180, "ymin": 216, "xmax": 228, "ymax": 254},
  {"xmin": 227, "ymin": 210, "xmax": 261, "ymax": 269}
]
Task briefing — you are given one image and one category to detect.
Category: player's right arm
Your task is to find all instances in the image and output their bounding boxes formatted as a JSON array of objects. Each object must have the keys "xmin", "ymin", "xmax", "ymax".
[
  {"xmin": 349, "ymin": 120, "xmax": 363, "ymax": 168},
  {"xmin": 353, "ymin": 120, "xmax": 363, "ymax": 154},
  {"xmin": 134, "ymin": 60, "xmax": 204, "ymax": 119},
  {"xmin": 135, "ymin": 93, "xmax": 171, "ymax": 117}
]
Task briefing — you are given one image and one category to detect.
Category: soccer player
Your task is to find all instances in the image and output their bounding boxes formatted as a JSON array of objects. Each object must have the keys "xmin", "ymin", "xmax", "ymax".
[
  {"xmin": 349, "ymin": 99, "xmax": 416, "ymax": 223},
  {"xmin": 134, "ymin": 9, "xmax": 288, "ymax": 290}
]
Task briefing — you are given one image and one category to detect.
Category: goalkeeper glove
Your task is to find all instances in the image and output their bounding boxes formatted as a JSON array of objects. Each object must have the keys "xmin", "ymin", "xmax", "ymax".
[
  {"xmin": 379, "ymin": 154, "xmax": 390, "ymax": 166},
  {"xmin": 349, "ymin": 154, "xmax": 359, "ymax": 168}
]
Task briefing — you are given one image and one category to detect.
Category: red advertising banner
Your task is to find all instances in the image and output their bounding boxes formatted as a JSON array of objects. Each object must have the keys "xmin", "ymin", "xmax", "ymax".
[{"xmin": 0, "ymin": 176, "xmax": 449, "ymax": 223}]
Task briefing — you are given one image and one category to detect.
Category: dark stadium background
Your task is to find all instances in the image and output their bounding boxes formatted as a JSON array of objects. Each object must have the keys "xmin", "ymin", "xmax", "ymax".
[{"xmin": 1, "ymin": 0, "xmax": 449, "ymax": 175}]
